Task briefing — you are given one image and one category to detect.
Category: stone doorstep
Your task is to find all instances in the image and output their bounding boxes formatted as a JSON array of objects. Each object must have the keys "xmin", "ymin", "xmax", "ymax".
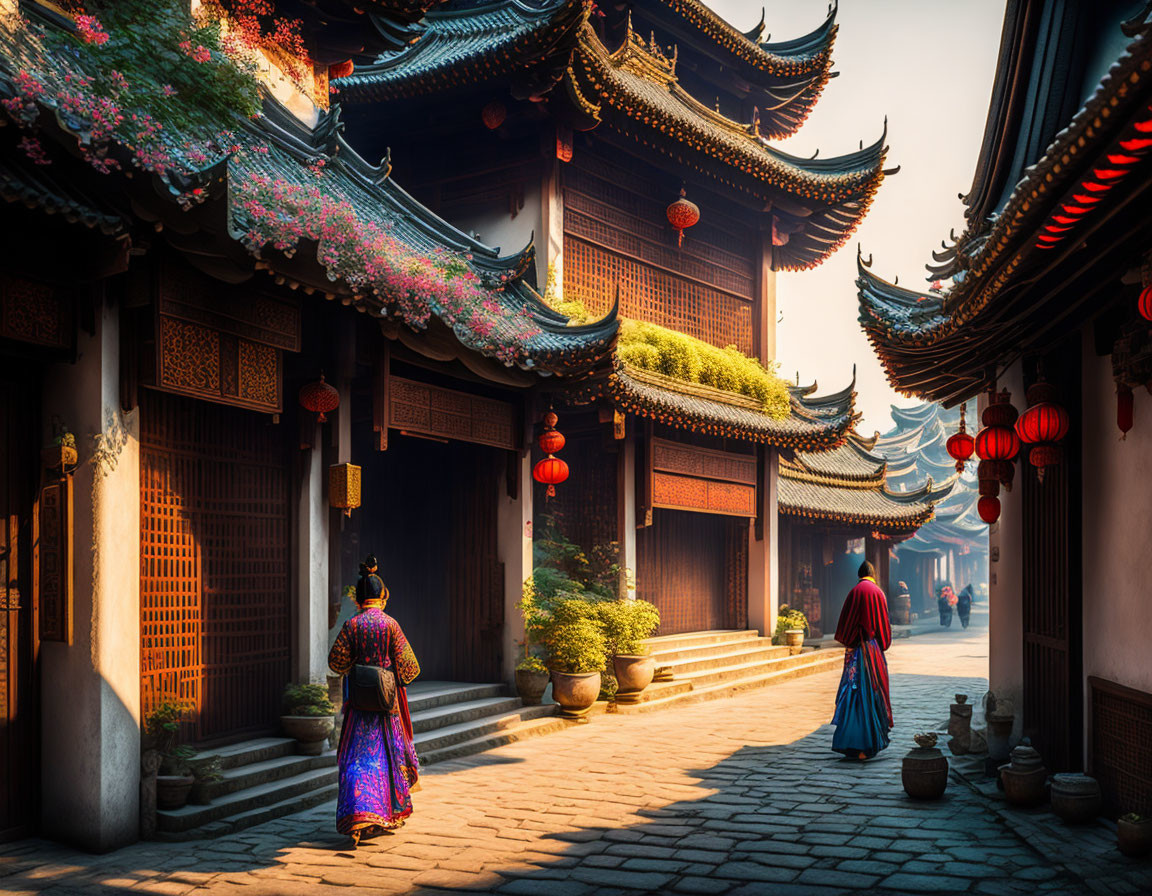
[
  {"xmin": 646, "ymin": 633, "xmax": 779, "ymax": 663},
  {"xmin": 206, "ymin": 752, "xmax": 337, "ymax": 800},
  {"xmin": 613, "ymin": 651, "xmax": 846, "ymax": 715},
  {"xmin": 213, "ymin": 737, "xmax": 298, "ymax": 770},
  {"xmin": 413, "ymin": 704, "xmax": 560, "ymax": 754},
  {"xmin": 155, "ymin": 784, "xmax": 339, "ymax": 842},
  {"xmin": 405, "ymin": 682, "xmax": 507, "ymax": 715},
  {"xmin": 417, "ymin": 716, "xmax": 572, "ymax": 766},
  {"xmin": 657, "ymin": 644, "xmax": 805, "ymax": 677},
  {"xmin": 410, "ymin": 696, "xmax": 527, "ymax": 733},
  {"xmin": 667, "ymin": 648, "xmax": 843, "ymax": 690},
  {"xmin": 642, "ymin": 629, "xmax": 760, "ymax": 654}
]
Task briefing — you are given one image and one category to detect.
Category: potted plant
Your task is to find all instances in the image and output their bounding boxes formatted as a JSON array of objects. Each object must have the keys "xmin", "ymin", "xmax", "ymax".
[
  {"xmin": 144, "ymin": 700, "xmax": 197, "ymax": 810},
  {"xmin": 599, "ymin": 599, "xmax": 661, "ymax": 704},
  {"xmin": 516, "ymin": 576, "xmax": 553, "ymax": 705},
  {"xmin": 1118, "ymin": 813, "xmax": 1152, "ymax": 857},
  {"xmin": 773, "ymin": 605, "xmax": 809, "ymax": 653},
  {"xmin": 542, "ymin": 598, "xmax": 607, "ymax": 720},
  {"xmin": 281, "ymin": 683, "xmax": 335, "ymax": 755},
  {"xmin": 187, "ymin": 753, "xmax": 223, "ymax": 805},
  {"xmin": 515, "ymin": 655, "xmax": 550, "ymax": 706}
]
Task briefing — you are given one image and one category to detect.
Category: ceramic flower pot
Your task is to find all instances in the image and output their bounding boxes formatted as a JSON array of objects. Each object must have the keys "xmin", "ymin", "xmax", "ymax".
[
  {"xmin": 1117, "ymin": 817, "xmax": 1152, "ymax": 857},
  {"xmin": 515, "ymin": 668, "xmax": 549, "ymax": 706},
  {"xmin": 784, "ymin": 630, "xmax": 805, "ymax": 655},
  {"xmin": 902, "ymin": 747, "xmax": 949, "ymax": 800},
  {"xmin": 1049, "ymin": 774, "xmax": 1103, "ymax": 824},
  {"xmin": 281, "ymin": 714, "xmax": 334, "ymax": 755},
  {"xmin": 550, "ymin": 670, "xmax": 601, "ymax": 719},
  {"xmin": 613, "ymin": 654, "xmax": 656, "ymax": 704},
  {"xmin": 155, "ymin": 775, "xmax": 195, "ymax": 810}
]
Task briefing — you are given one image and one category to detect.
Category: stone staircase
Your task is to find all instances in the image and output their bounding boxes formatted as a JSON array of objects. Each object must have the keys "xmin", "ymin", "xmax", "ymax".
[
  {"xmin": 614, "ymin": 629, "xmax": 845, "ymax": 714},
  {"xmin": 155, "ymin": 681, "xmax": 560, "ymax": 840}
]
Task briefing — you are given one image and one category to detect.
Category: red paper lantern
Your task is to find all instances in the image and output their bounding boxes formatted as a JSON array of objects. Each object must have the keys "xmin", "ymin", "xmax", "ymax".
[
  {"xmin": 533, "ymin": 456, "xmax": 569, "ymax": 497},
  {"xmin": 1016, "ymin": 381, "xmax": 1070, "ymax": 444},
  {"xmin": 538, "ymin": 430, "xmax": 566, "ymax": 454},
  {"xmin": 666, "ymin": 187, "xmax": 700, "ymax": 247},
  {"xmin": 1138, "ymin": 284, "xmax": 1152, "ymax": 322},
  {"xmin": 946, "ymin": 402, "xmax": 974, "ymax": 472},
  {"xmin": 975, "ymin": 389, "xmax": 1020, "ymax": 462},
  {"xmin": 1117, "ymin": 383, "xmax": 1134, "ymax": 438},
  {"xmin": 481, "ymin": 100, "xmax": 506, "ymax": 130},
  {"xmin": 299, "ymin": 374, "xmax": 339, "ymax": 423},
  {"xmin": 978, "ymin": 495, "xmax": 1001, "ymax": 524},
  {"xmin": 328, "ymin": 60, "xmax": 354, "ymax": 80}
]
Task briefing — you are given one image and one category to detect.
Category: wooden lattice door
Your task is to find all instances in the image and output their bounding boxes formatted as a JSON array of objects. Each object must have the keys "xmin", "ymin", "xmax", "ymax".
[
  {"xmin": 140, "ymin": 390, "xmax": 291, "ymax": 743},
  {"xmin": 0, "ymin": 372, "xmax": 37, "ymax": 840}
]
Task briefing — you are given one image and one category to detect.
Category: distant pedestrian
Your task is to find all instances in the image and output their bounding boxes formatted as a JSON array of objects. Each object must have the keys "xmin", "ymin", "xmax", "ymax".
[
  {"xmin": 957, "ymin": 584, "xmax": 974, "ymax": 629},
  {"xmin": 328, "ymin": 555, "xmax": 421, "ymax": 845},
  {"xmin": 938, "ymin": 584, "xmax": 955, "ymax": 628},
  {"xmin": 831, "ymin": 561, "xmax": 894, "ymax": 760}
]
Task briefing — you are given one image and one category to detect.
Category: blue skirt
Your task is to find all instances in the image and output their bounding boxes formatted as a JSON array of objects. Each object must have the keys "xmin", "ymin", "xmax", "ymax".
[{"xmin": 831, "ymin": 643, "xmax": 891, "ymax": 758}]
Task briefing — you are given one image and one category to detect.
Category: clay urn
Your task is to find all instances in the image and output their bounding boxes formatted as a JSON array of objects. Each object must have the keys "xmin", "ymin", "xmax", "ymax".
[
  {"xmin": 613, "ymin": 654, "xmax": 656, "ymax": 704},
  {"xmin": 1117, "ymin": 814, "xmax": 1152, "ymax": 858},
  {"xmin": 515, "ymin": 668, "xmax": 550, "ymax": 706},
  {"xmin": 784, "ymin": 629, "xmax": 805, "ymax": 655},
  {"xmin": 281, "ymin": 715, "xmax": 335, "ymax": 755},
  {"xmin": 902, "ymin": 733, "xmax": 949, "ymax": 800},
  {"xmin": 551, "ymin": 670, "xmax": 601, "ymax": 720},
  {"xmin": 1049, "ymin": 774, "xmax": 1103, "ymax": 824},
  {"xmin": 155, "ymin": 774, "xmax": 195, "ymax": 810},
  {"xmin": 1000, "ymin": 745, "xmax": 1047, "ymax": 807}
]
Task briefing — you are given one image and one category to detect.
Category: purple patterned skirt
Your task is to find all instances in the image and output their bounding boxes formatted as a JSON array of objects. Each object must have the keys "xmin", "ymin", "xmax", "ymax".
[{"xmin": 335, "ymin": 706, "xmax": 420, "ymax": 834}]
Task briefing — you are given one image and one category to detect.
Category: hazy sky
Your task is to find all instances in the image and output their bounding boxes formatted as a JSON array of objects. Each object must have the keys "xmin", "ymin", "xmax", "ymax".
[{"xmin": 708, "ymin": 0, "xmax": 1007, "ymax": 433}]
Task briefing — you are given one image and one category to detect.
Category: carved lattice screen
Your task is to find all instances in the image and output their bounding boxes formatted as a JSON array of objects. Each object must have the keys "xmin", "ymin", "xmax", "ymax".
[
  {"xmin": 563, "ymin": 147, "xmax": 757, "ymax": 353},
  {"xmin": 140, "ymin": 389, "xmax": 291, "ymax": 743}
]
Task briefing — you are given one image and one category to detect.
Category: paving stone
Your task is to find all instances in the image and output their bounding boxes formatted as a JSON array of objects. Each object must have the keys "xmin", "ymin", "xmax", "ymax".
[
  {"xmin": 883, "ymin": 872, "xmax": 974, "ymax": 892},
  {"xmin": 569, "ymin": 869, "xmax": 674, "ymax": 890},
  {"xmin": 671, "ymin": 876, "xmax": 733, "ymax": 895},
  {"xmin": 797, "ymin": 867, "xmax": 879, "ymax": 888}
]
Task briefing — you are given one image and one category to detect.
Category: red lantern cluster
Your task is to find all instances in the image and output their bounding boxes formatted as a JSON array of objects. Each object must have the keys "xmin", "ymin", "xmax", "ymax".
[
  {"xmin": 1016, "ymin": 378, "xmax": 1069, "ymax": 482},
  {"xmin": 973, "ymin": 389, "xmax": 1020, "ymax": 524},
  {"xmin": 299, "ymin": 374, "xmax": 339, "ymax": 423},
  {"xmin": 533, "ymin": 410, "xmax": 569, "ymax": 498},
  {"xmin": 1117, "ymin": 382, "xmax": 1134, "ymax": 438},
  {"xmin": 945, "ymin": 402, "xmax": 975, "ymax": 473},
  {"xmin": 666, "ymin": 187, "xmax": 700, "ymax": 248}
]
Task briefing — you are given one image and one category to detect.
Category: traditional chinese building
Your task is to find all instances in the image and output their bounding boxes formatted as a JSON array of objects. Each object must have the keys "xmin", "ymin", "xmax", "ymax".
[
  {"xmin": 858, "ymin": 0, "xmax": 1152, "ymax": 814},
  {"xmin": 777, "ymin": 422, "xmax": 951, "ymax": 636},
  {"xmin": 335, "ymin": 0, "xmax": 892, "ymax": 637},
  {"xmin": 872, "ymin": 402, "xmax": 987, "ymax": 619}
]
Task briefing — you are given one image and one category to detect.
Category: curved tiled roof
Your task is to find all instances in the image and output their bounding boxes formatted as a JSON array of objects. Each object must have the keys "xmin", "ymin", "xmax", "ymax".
[{"xmin": 0, "ymin": 153, "xmax": 125, "ymax": 235}]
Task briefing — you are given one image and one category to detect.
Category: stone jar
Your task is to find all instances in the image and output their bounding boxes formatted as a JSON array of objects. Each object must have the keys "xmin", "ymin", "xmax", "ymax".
[
  {"xmin": 281, "ymin": 714, "xmax": 335, "ymax": 756},
  {"xmin": 515, "ymin": 668, "xmax": 550, "ymax": 706},
  {"xmin": 155, "ymin": 774, "xmax": 195, "ymax": 810},
  {"xmin": 902, "ymin": 746, "xmax": 949, "ymax": 800},
  {"xmin": 784, "ymin": 630, "xmax": 805, "ymax": 655},
  {"xmin": 1049, "ymin": 774, "xmax": 1103, "ymax": 824},
  {"xmin": 1117, "ymin": 816, "xmax": 1152, "ymax": 858},
  {"xmin": 893, "ymin": 592, "xmax": 912, "ymax": 626},
  {"xmin": 1000, "ymin": 745, "xmax": 1047, "ymax": 807},
  {"xmin": 613, "ymin": 655, "xmax": 656, "ymax": 704},
  {"xmin": 551, "ymin": 670, "xmax": 601, "ymax": 720},
  {"xmin": 948, "ymin": 701, "xmax": 974, "ymax": 755}
]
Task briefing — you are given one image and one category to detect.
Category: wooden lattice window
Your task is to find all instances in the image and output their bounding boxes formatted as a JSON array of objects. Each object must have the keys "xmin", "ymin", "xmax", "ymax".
[
  {"xmin": 140, "ymin": 390, "xmax": 291, "ymax": 743},
  {"xmin": 1090, "ymin": 677, "xmax": 1152, "ymax": 817},
  {"xmin": 563, "ymin": 147, "xmax": 757, "ymax": 354}
]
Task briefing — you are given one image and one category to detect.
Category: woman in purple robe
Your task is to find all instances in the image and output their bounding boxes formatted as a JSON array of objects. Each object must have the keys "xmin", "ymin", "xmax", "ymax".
[{"xmin": 328, "ymin": 556, "xmax": 421, "ymax": 844}]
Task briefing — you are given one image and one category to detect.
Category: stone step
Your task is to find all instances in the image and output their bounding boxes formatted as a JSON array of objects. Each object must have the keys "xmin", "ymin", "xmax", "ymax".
[
  {"xmin": 672, "ymin": 647, "xmax": 840, "ymax": 689},
  {"xmin": 418, "ymin": 716, "xmax": 572, "ymax": 766},
  {"xmin": 656, "ymin": 642, "xmax": 793, "ymax": 675},
  {"xmin": 615, "ymin": 650, "xmax": 846, "ymax": 715},
  {"xmin": 213, "ymin": 737, "xmax": 297, "ymax": 770},
  {"xmin": 414, "ymin": 704, "xmax": 558, "ymax": 756},
  {"xmin": 647, "ymin": 635, "xmax": 783, "ymax": 664},
  {"xmin": 642, "ymin": 629, "xmax": 760, "ymax": 654},
  {"xmin": 203, "ymin": 751, "xmax": 336, "ymax": 801},
  {"xmin": 410, "ymin": 696, "xmax": 525, "ymax": 734},
  {"xmin": 157, "ymin": 761, "xmax": 338, "ymax": 833},
  {"xmin": 157, "ymin": 784, "xmax": 339, "ymax": 842},
  {"xmin": 405, "ymin": 681, "xmax": 506, "ymax": 714}
]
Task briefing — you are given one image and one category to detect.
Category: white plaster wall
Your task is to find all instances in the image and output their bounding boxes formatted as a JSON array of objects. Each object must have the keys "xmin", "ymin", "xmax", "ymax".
[
  {"xmin": 988, "ymin": 361, "xmax": 1024, "ymax": 734},
  {"xmin": 297, "ymin": 423, "xmax": 330, "ymax": 683},
  {"xmin": 1080, "ymin": 330, "xmax": 1152, "ymax": 702},
  {"xmin": 451, "ymin": 182, "xmax": 545, "ymax": 289},
  {"xmin": 40, "ymin": 299, "xmax": 141, "ymax": 851},
  {"xmin": 749, "ymin": 449, "xmax": 779, "ymax": 637},
  {"xmin": 497, "ymin": 452, "xmax": 533, "ymax": 684}
]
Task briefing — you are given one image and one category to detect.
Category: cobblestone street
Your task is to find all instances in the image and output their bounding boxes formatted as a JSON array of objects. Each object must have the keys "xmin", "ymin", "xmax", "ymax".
[{"xmin": 3, "ymin": 617, "xmax": 1149, "ymax": 896}]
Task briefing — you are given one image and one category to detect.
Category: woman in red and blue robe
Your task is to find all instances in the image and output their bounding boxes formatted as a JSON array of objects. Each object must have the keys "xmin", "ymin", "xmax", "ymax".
[
  {"xmin": 831, "ymin": 561, "xmax": 893, "ymax": 759},
  {"xmin": 328, "ymin": 556, "xmax": 421, "ymax": 843}
]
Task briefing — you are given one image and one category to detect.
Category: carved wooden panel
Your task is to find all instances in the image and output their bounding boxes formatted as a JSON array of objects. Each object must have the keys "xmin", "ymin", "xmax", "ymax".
[
  {"xmin": 1089, "ymin": 677, "xmax": 1152, "ymax": 817},
  {"xmin": 653, "ymin": 472, "xmax": 756, "ymax": 518},
  {"xmin": 652, "ymin": 439, "xmax": 757, "ymax": 485},
  {"xmin": 0, "ymin": 275, "xmax": 72, "ymax": 350},
  {"xmin": 389, "ymin": 376, "xmax": 517, "ymax": 450},
  {"xmin": 37, "ymin": 479, "xmax": 70, "ymax": 643},
  {"xmin": 140, "ymin": 390, "xmax": 291, "ymax": 743}
]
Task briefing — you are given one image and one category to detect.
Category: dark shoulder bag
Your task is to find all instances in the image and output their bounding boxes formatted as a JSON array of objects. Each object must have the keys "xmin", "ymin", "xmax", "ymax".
[{"xmin": 349, "ymin": 663, "xmax": 398, "ymax": 713}]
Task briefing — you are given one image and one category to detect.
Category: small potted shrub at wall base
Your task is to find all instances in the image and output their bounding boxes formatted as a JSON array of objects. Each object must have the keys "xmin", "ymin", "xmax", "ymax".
[
  {"xmin": 773, "ymin": 605, "xmax": 809, "ymax": 654},
  {"xmin": 599, "ymin": 599, "xmax": 661, "ymax": 704},
  {"xmin": 544, "ymin": 601, "xmax": 607, "ymax": 720},
  {"xmin": 515, "ymin": 655, "xmax": 550, "ymax": 706},
  {"xmin": 1117, "ymin": 813, "xmax": 1152, "ymax": 857},
  {"xmin": 281, "ymin": 683, "xmax": 335, "ymax": 755},
  {"xmin": 145, "ymin": 701, "xmax": 197, "ymax": 811}
]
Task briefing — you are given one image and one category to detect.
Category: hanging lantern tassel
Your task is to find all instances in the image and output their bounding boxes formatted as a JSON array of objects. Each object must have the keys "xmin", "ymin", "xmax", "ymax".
[{"xmin": 1117, "ymin": 383, "xmax": 1134, "ymax": 439}]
